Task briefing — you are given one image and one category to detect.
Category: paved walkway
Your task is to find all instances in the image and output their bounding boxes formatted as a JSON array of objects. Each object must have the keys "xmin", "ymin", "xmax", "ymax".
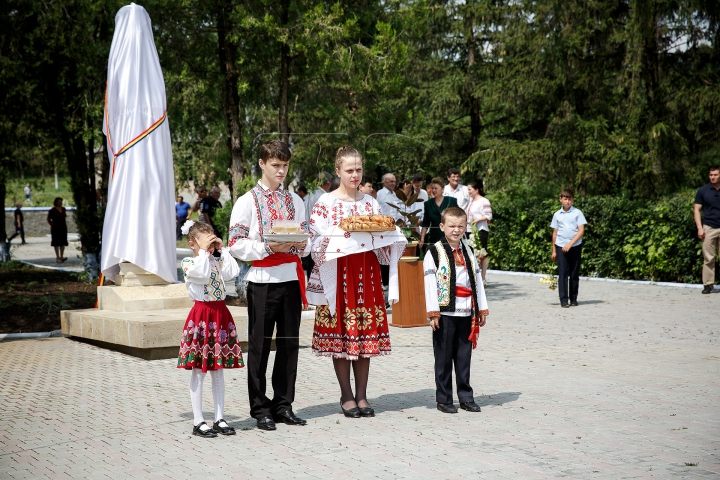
[{"xmin": 1, "ymin": 275, "xmax": 718, "ymax": 478}]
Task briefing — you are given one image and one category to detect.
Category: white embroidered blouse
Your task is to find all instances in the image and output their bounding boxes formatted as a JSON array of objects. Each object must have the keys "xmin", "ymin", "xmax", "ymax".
[
  {"xmin": 307, "ymin": 193, "xmax": 407, "ymax": 314},
  {"xmin": 182, "ymin": 249, "xmax": 241, "ymax": 302},
  {"xmin": 227, "ymin": 181, "xmax": 310, "ymax": 284}
]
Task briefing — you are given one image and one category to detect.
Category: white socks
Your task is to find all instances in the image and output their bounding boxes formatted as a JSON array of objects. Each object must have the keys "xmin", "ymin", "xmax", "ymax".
[
  {"xmin": 189, "ymin": 369, "xmax": 226, "ymax": 428},
  {"xmin": 209, "ymin": 369, "xmax": 225, "ymax": 422}
]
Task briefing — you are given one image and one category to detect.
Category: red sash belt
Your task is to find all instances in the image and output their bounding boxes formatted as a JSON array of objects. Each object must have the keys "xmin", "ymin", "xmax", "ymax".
[
  {"xmin": 454, "ymin": 285, "xmax": 481, "ymax": 348},
  {"xmin": 455, "ymin": 285, "xmax": 473, "ymax": 298},
  {"xmin": 251, "ymin": 253, "xmax": 307, "ymax": 308}
]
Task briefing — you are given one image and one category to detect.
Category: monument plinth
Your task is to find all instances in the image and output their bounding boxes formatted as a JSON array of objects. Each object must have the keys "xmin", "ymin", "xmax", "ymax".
[{"xmin": 61, "ymin": 263, "xmax": 249, "ymax": 360}]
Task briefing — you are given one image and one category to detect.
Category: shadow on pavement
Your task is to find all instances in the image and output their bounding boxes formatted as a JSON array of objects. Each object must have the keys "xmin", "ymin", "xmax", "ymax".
[{"xmin": 485, "ymin": 282, "xmax": 528, "ymax": 301}]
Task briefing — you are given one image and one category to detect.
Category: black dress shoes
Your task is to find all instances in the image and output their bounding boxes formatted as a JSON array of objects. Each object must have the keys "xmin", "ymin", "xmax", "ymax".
[
  {"xmin": 358, "ymin": 406, "xmax": 375, "ymax": 417},
  {"xmin": 273, "ymin": 410, "xmax": 307, "ymax": 426},
  {"xmin": 213, "ymin": 419, "xmax": 236, "ymax": 435},
  {"xmin": 256, "ymin": 416, "xmax": 277, "ymax": 431},
  {"xmin": 437, "ymin": 403, "xmax": 458, "ymax": 414},
  {"xmin": 192, "ymin": 422, "xmax": 218, "ymax": 437},
  {"xmin": 459, "ymin": 401, "xmax": 482, "ymax": 412},
  {"xmin": 570, "ymin": 300, "xmax": 579, "ymax": 306},
  {"xmin": 341, "ymin": 402, "xmax": 361, "ymax": 418}
]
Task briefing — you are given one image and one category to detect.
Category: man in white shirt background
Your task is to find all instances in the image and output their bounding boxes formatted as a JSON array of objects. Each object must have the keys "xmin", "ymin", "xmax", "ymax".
[
  {"xmin": 443, "ymin": 168, "xmax": 471, "ymax": 211},
  {"xmin": 376, "ymin": 173, "xmax": 402, "ymax": 221}
]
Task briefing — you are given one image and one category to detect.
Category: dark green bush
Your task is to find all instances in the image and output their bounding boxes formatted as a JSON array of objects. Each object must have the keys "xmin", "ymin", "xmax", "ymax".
[{"xmin": 486, "ymin": 190, "xmax": 709, "ymax": 284}]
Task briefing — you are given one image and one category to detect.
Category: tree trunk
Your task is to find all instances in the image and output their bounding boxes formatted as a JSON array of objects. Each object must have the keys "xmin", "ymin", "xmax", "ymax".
[
  {"xmin": 0, "ymin": 169, "xmax": 8, "ymax": 261},
  {"xmin": 217, "ymin": 0, "xmax": 244, "ymax": 202},
  {"xmin": 278, "ymin": 0, "xmax": 291, "ymax": 144},
  {"xmin": 464, "ymin": 10, "xmax": 481, "ymax": 156}
]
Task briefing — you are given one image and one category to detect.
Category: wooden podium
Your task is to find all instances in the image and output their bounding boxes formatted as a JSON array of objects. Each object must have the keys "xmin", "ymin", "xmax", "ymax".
[{"xmin": 390, "ymin": 257, "xmax": 429, "ymax": 327}]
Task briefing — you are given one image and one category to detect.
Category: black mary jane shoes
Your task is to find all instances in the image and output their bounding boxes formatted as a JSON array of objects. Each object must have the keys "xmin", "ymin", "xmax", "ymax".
[
  {"xmin": 437, "ymin": 403, "xmax": 458, "ymax": 414},
  {"xmin": 273, "ymin": 410, "xmax": 307, "ymax": 426},
  {"xmin": 192, "ymin": 422, "xmax": 218, "ymax": 437},
  {"xmin": 256, "ymin": 416, "xmax": 277, "ymax": 431},
  {"xmin": 212, "ymin": 419, "xmax": 236, "ymax": 435}
]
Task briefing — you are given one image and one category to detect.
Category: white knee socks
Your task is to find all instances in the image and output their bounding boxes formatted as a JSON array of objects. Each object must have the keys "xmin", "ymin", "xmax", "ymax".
[
  {"xmin": 189, "ymin": 369, "xmax": 226, "ymax": 428},
  {"xmin": 209, "ymin": 369, "xmax": 225, "ymax": 423}
]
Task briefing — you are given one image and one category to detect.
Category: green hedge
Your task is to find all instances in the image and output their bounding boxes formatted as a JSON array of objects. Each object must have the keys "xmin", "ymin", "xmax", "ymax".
[{"xmin": 486, "ymin": 190, "xmax": 711, "ymax": 284}]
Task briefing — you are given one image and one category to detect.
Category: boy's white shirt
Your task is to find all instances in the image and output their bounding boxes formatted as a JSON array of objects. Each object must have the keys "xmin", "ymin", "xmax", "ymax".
[
  {"xmin": 227, "ymin": 180, "xmax": 310, "ymax": 284},
  {"xmin": 423, "ymin": 240, "xmax": 488, "ymax": 317}
]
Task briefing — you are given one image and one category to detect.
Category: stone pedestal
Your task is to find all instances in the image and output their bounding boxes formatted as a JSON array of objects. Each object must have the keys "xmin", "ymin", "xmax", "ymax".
[{"xmin": 61, "ymin": 262, "xmax": 249, "ymax": 360}]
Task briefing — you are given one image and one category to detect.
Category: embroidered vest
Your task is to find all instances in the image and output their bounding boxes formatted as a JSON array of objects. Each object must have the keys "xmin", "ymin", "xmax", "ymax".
[{"xmin": 429, "ymin": 237, "xmax": 480, "ymax": 316}]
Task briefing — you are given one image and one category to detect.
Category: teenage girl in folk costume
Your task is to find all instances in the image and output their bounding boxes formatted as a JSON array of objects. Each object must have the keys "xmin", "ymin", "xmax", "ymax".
[
  {"xmin": 178, "ymin": 220, "xmax": 243, "ymax": 438},
  {"xmin": 307, "ymin": 146, "xmax": 406, "ymax": 418}
]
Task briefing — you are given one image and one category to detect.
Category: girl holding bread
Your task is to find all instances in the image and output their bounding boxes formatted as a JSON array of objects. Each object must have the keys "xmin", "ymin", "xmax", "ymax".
[{"xmin": 307, "ymin": 146, "xmax": 406, "ymax": 418}]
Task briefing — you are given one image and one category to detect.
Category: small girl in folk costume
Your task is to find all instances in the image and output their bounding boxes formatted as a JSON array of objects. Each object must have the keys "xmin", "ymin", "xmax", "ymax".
[
  {"xmin": 307, "ymin": 146, "xmax": 406, "ymax": 418},
  {"xmin": 178, "ymin": 220, "xmax": 243, "ymax": 438}
]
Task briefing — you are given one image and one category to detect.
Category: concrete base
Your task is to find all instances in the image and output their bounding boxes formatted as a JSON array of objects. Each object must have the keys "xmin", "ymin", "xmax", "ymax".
[
  {"xmin": 97, "ymin": 284, "xmax": 193, "ymax": 312},
  {"xmin": 61, "ymin": 306, "xmax": 249, "ymax": 360}
]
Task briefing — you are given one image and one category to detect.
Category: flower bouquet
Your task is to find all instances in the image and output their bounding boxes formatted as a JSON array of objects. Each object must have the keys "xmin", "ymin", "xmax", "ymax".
[{"xmin": 469, "ymin": 223, "xmax": 488, "ymax": 259}]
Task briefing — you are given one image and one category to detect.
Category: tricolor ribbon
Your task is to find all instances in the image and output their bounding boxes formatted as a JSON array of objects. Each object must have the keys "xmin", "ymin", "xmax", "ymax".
[{"xmin": 104, "ymin": 87, "xmax": 167, "ymax": 180}]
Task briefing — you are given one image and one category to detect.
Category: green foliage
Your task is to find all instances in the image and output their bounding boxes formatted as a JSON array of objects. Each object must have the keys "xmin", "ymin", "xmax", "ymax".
[
  {"xmin": 4, "ymin": 176, "xmax": 74, "ymax": 207},
  {"xmin": 487, "ymin": 190, "xmax": 708, "ymax": 283},
  {"xmin": 211, "ymin": 175, "xmax": 258, "ymax": 241}
]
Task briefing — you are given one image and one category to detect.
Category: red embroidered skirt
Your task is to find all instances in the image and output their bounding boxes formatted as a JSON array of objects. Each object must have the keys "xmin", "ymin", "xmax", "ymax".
[
  {"xmin": 177, "ymin": 300, "xmax": 244, "ymax": 372},
  {"xmin": 312, "ymin": 251, "xmax": 391, "ymax": 359}
]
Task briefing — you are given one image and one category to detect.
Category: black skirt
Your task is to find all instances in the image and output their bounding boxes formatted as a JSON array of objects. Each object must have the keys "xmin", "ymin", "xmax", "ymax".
[{"xmin": 51, "ymin": 226, "xmax": 68, "ymax": 247}]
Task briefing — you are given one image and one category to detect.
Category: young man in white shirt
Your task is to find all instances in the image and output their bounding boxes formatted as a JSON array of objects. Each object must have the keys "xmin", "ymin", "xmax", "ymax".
[
  {"xmin": 550, "ymin": 189, "xmax": 587, "ymax": 308},
  {"xmin": 443, "ymin": 168, "xmax": 470, "ymax": 211},
  {"xmin": 228, "ymin": 140, "xmax": 310, "ymax": 431}
]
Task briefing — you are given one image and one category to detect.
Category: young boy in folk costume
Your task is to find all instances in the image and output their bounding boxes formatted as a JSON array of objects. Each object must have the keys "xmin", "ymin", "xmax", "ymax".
[
  {"xmin": 227, "ymin": 140, "xmax": 310, "ymax": 431},
  {"xmin": 423, "ymin": 207, "xmax": 488, "ymax": 414}
]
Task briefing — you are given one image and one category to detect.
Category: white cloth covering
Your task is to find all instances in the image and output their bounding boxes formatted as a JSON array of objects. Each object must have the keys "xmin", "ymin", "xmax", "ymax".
[
  {"xmin": 423, "ymin": 240, "xmax": 488, "ymax": 317},
  {"xmin": 443, "ymin": 184, "xmax": 471, "ymax": 211},
  {"xmin": 101, "ymin": 3, "xmax": 177, "ymax": 283},
  {"xmin": 466, "ymin": 196, "xmax": 492, "ymax": 232},
  {"xmin": 307, "ymin": 193, "xmax": 407, "ymax": 315},
  {"xmin": 182, "ymin": 249, "xmax": 240, "ymax": 302},
  {"xmin": 227, "ymin": 181, "xmax": 310, "ymax": 283}
]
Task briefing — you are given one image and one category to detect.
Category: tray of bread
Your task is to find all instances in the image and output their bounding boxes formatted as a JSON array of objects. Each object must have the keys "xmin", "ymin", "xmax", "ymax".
[
  {"xmin": 264, "ymin": 220, "xmax": 309, "ymax": 243},
  {"xmin": 339, "ymin": 214, "xmax": 397, "ymax": 232}
]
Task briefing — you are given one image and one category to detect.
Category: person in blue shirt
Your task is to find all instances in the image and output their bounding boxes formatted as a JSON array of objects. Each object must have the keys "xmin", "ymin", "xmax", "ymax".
[
  {"xmin": 176, "ymin": 196, "xmax": 192, "ymax": 241},
  {"xmin": 550, "ymin": 189, "xmax": 587, "ymax": 308}
]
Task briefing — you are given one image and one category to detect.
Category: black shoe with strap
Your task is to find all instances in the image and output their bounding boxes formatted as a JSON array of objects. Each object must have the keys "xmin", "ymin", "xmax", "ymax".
[
  {"xmin": 273, "ymin": 410, "xmax": 307, "ymax": 426},
  {"xmin": 192, "ymin": 422, "xmax": 218, "ymax": 438},
  {"xmin": 212, "ymin": 419, "xmax": 236, "ymax": 435},
  {"xmin": 702, "ymin": 285, "xmax": 714, "ymax": 294}
]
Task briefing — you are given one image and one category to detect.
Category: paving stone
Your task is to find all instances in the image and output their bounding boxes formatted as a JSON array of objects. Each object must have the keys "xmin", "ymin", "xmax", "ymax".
[{"xmin": 0, "ymin": 274, "xmax": 718, "ymax": 478}]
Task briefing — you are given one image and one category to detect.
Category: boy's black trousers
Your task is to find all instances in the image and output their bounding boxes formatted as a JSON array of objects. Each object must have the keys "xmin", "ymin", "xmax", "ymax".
[
  {"xmin": 246, "ymin": 281, "xmax": 302, "ymax": 419},
  {"xmin": 556, "ymin": 244, "xmax": 582, "ymax": 305},
  {"xmin": 433, "ymin": 315, "xmax": 475, "ymax": 404}
]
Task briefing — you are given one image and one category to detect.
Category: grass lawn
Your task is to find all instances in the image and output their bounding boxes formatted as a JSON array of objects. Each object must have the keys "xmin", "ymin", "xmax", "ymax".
[{"xmin": 5, "ymin": 176, "xmax": 75, "ymax": 207}]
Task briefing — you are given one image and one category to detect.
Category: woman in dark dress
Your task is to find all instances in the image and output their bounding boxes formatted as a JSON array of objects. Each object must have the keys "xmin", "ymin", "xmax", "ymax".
[
  {"xmin": 47, "ymin": 197, "xmax": 68, "ymax": 263},
  {"xmin": 419, "ymin": 177, "xmax": 458, "ymax": 250}
]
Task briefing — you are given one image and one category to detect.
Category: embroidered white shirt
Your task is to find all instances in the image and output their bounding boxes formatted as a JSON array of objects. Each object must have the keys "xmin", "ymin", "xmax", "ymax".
[
  {"xmin": 182, "ymin": 249, "xmax": 240, "ymax": 302},
  {"xmin": 227, "ymin": 181, "xmax": 310, "ymax": 284}
]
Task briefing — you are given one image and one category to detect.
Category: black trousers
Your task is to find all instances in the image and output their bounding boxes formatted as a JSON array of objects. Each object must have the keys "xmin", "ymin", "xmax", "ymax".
[
  {"xmin": 8, "ymin": 225, "xmax": 24, "ymax": 244},
  {"xmin": 432, "ymin": 315, "xmax": 474, "ymax": 404},
  {"xmin": 246, "ymin": 281, "xmax": 302, "ymax": 418},
  {"xmin": 556, "ymin": 244, "xmax": 582, "ymax": 304},
  {"xmin": 176, "ymin": 216, "xmax": 187, "ymax": 241}
]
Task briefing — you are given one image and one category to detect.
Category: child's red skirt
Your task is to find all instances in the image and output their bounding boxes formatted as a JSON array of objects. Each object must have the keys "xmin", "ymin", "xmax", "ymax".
[
  {"xmin": 312, "ymin": 251, "xmax": 391, "ymax": 359},
  {"xmin": 177, "ymin": 300, "xmax": 244, "ymax": 372}
]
